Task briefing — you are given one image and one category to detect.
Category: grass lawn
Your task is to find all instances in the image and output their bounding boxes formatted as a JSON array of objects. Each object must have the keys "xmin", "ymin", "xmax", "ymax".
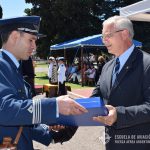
[
  {"xmin": 35, "ymin": 72, "xmax": 49, "ymax": 85},
  {"xmin": 35, "ymin": 72, "xmax": 93, "ymax": 89},
  {"xmin": 35, "ymin": 63, "xmax": 48, "ymax": 68}
]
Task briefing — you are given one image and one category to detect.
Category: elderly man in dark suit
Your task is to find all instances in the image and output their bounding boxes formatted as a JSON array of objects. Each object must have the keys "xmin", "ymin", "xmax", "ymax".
[
  {"xmin": 0, "ymin": 16, "xmax": 87, "ymax": 150},
  {"xmin": 92, "ymin": 15, "xmax": 150, "ymax": 150}
]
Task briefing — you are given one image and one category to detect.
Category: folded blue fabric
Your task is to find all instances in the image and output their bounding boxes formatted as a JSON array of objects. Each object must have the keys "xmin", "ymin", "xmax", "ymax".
[{"xmin": 57, "ymin": 97, "xmax": 108, "ymax": 126}]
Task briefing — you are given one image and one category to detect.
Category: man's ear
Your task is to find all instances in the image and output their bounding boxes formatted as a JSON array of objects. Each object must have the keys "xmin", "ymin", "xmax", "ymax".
[
  {"xmin": 9, "ymin": 31, "xmax": 20, "ymax": 43},
  {"xmin": 122, "ymin": 29, "xmax": 129, "ymax": 40}
]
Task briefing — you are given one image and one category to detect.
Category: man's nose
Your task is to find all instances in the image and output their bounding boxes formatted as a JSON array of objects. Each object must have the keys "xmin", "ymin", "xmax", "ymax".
[{"xmin": 31, "ymin": 42, "xmax": 36, "ymax": 50}]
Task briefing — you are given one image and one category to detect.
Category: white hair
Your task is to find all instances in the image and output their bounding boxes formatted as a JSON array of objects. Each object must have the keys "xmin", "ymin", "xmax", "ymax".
[{"xmin": 103, "ymin": 16, "xmax": 134, "ymax": 40}]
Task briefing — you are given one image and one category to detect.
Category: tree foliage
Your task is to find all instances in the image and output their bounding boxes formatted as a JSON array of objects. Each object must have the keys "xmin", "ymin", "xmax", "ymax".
[
  {"xmin": 0, "ymin": 5, "xmax": 2, "ymax": 47},
  {"xmin": 23, "ymin": 0, "xmax": 150, "ymax": 57}
]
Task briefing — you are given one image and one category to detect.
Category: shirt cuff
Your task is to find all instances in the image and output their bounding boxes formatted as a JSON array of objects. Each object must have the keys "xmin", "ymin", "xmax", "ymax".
[{"xmin": 56, "ymin": 98, "xmax": 59, "ymax": 118}]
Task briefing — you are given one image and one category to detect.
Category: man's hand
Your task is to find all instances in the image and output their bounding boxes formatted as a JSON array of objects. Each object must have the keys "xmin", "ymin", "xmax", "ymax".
[
  {"xmin": 51, "ymin": 126, "xmax": 78, "ymax": 143},
  {"xmin": 49, "ymin": 125, "xmax": 65, "ymax": 131},
  {"xmin": 93, "ymin": 105, "xmax": 117, "ymax": 126},
  {"xmin": 57, "ymin": 95, "xmax": 88, "ymax": 115}
]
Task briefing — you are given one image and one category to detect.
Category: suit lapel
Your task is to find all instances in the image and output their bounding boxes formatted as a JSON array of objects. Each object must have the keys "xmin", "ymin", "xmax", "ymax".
[
  {"xmin": 1, "ymin": 51, "xmax": 27, "ymax": 93},
  {"xmin": 110, "ymin": 48, "xmax": 138, "ymax": 93},
  {"xmin": 107, "ymin": 60, "xmax": 115, "ymax": 91},
  {"xmin": 101, "ymin": 59, "xmax": 116, "ymax": 97},
  {"xmin": 1, "ymin": 51, "xmax": 18, "ymax": 71},
  {"xmin": 2, "ymin": 52, "xmax": 23, "ymax": 84}
]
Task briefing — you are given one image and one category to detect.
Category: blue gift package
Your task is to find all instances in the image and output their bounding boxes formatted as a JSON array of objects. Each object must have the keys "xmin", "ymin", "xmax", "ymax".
[{"xmin": 56, "ymin": 97, "xmax": 108, "ymax": 126}]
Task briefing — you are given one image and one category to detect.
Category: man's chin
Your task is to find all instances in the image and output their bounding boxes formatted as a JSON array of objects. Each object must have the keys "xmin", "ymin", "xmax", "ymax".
[
  {"xmin": 106, "ymin": 47, "xmax": 111, "ymax": 52},
  {"xmin": 108, "ymin": 48, "xmax": 115, "ymax": 55},
  {"xmin": 22, "ymin": 56, "xmax": 30, "ymax": 60}
]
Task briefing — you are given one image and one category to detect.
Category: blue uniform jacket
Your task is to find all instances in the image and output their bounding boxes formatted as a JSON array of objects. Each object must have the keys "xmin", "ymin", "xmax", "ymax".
[{"xmin": 0, "ymin": 51, "xmax": 57, "ymax": 149}]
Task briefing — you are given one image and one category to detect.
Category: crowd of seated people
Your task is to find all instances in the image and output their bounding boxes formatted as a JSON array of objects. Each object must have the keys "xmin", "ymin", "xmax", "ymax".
[
  {"xmin": 65, "ymin": 54, "xmax": 109, "ymax": 86},
  {"xmin": 66, "ymin": 63, "xmax": 96, "ymax": 86}
]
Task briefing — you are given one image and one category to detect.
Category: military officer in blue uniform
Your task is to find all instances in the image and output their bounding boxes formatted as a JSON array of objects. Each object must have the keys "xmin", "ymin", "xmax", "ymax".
[
  {"xmin": 0, "ymin": 16, "xmax": 87, "ymax": 150},
  {"xmin": 57, "ymin": 57, "xmax": 67, "ymax": 96}
]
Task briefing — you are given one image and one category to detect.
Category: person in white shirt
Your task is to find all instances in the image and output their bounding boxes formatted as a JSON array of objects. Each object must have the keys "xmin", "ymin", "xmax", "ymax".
[
  {"xmin": 57, "ymin": 57, "xmax": 66, "ymax": 96},
  {"xmin": 48, "ymin": 56, "xmax": 55, "ymax": 83}
]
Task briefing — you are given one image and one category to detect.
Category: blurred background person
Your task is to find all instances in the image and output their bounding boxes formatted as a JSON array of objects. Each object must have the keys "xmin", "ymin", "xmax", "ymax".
[
  {"xmin": 47, "ymin": 56, "xmax": 55, "ymax": 84},
  {"xmin": 95, "ymin": 55, "xmax": 105, "ymax": 83},
  {"xmin": 57, "ymin": 57, "xmax": 66, "ymax": 96},
  {"xmin": 21, "ymin": 56, "xmax": 36, "ymax": 97},
  {"xmin": 51, "ymin": 57, "xmax": 58, "ymax": 84}
]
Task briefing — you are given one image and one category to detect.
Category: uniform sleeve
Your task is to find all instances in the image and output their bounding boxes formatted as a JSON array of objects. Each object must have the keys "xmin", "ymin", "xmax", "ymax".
[
  {"xmin": 32, "ymin": 125, "xmax": 78, "ymax": 146},
  {"xmin": 32, "ymin": 124, "xmax": 53, "ymax": 146},
  {"xmin": 0, "ymin": 64, "xmax": 57, "ymax": 126}
]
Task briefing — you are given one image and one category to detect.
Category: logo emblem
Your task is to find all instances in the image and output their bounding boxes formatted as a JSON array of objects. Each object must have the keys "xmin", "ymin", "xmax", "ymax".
[
  {"xmin": 98, "ymin": 128, "xmax": 111, "ymax": 144},
  {"xmin": 27, "ymin": 105, "xmax": 33, "ymax": 114}
]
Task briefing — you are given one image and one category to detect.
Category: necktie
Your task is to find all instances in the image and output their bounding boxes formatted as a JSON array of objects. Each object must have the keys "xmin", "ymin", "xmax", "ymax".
[{"xmin": 112, "ymin": 58, "xmax": 120, "ymax": 86}]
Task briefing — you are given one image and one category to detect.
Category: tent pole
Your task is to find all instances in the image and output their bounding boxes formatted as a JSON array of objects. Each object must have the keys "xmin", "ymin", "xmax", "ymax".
[
  {"xmin": 81, "ymin": 46, "xmax": 84, "ymax": 87},
  {"xmin": 64, "ymin": 48, "xmax": 66, "ymax": 58}
]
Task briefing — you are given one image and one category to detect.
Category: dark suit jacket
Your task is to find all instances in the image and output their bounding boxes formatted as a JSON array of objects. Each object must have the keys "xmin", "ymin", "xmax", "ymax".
[
  {"xmin": 0, "ymin": 51, "xmax": 57, "ymax": 150},
  {"xmin": 92, "ymin": 48, "xmax": 150, "ymax": 150}
]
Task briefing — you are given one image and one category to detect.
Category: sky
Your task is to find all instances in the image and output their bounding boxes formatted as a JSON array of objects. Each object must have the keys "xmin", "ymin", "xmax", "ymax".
[{"xmin": 0, "ymin": 0, "xmax": 32, "ymax": 18}]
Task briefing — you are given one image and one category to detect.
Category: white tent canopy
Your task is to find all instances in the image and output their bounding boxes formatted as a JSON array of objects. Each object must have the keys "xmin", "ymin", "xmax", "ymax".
[{"xmin": 120, "ymin": 0, "xmax": 150, "ymax": 22}]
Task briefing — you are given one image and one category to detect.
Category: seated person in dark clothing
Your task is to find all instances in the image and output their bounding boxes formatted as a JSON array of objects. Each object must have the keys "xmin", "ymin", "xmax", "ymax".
[
  {"xmin": 21, "ymin": 56, "xmax": 36, "ymax": 97},
  {"xmin": 95, "ymin": 55, "xmax": 105, "ymax": 83}
]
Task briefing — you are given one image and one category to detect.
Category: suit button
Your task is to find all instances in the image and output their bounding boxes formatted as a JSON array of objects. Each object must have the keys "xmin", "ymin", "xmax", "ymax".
[{"xmin": 18, "ymin": 89, "xmax": 22, "ymax": 92}]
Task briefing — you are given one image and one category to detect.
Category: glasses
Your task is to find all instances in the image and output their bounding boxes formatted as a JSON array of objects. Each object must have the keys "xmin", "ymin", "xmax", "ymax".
[{"xmin": 102, "ymin": 29, "xmax": 125, "ymax": 39}]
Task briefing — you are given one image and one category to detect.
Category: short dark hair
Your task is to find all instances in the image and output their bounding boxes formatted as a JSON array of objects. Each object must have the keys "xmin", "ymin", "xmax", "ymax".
[
  {"xmin": 1, "ymin": 30, "xmax": 25, "ymax": 44},
  {"xmin": 1, "ymin": 31, "xmax": 12, "ymax": 44}
]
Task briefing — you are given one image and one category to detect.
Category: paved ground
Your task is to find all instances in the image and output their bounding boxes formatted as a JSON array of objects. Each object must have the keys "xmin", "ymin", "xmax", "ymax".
[
  {"xmin": 33, "ymin": 126, "xmax": 105, "ymax": 150},
  {"xmin": 72, "ymin": 88, "xmax": 94, "ymax": 97}
]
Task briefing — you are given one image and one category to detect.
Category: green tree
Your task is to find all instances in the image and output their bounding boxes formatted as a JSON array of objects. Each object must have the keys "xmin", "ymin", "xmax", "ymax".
[
  {"xmin": 24, "ymin": 0, "xmax": 150, "ymax": 57},
  {"xmin": 25, "ymin": 0, "xmax": 104, "ymax": 58}
]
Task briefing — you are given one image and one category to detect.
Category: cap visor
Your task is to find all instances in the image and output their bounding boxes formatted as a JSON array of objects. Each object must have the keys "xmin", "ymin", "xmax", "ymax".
[{"xmin": 37, "ymin": 33, "xmax": 47, "ymax": 38}]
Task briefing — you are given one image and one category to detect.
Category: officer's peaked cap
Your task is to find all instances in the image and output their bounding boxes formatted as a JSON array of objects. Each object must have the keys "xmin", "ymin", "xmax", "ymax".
[
  {"xmin": 49, "ymin": 56, "xmax": 55, "ymax": 60},
  {"xmin": 0, "ymin": 16, "xmax": 44, "ymax": 37},
  {"xmin": 57, "ymin": 57, "xmax": 65, "ymax": 61}
]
